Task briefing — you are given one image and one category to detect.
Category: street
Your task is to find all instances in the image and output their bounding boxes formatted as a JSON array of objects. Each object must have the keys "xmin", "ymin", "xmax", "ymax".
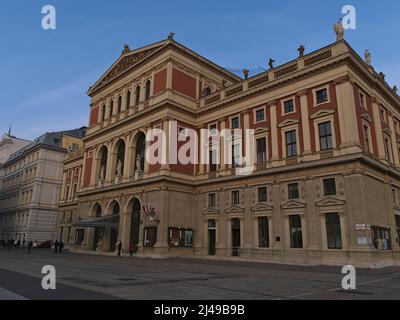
[{"xmin": 0, "ymin": 248, "xmax": 400, "ymax": 300}]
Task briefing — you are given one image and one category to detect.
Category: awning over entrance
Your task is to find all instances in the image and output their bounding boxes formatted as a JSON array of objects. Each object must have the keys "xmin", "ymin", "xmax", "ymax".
[{"xmin": 74, "ymin": 214, "xmax": 120, "ymax": 229}]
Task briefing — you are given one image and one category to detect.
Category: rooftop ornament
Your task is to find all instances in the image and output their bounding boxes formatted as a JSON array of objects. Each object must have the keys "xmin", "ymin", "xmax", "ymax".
[
  {"xmin": 298, "ymin": 45, "xmax": 305, "ymax": 57},
  {"xmin": 167, "ymin": 32, "xmax": 175, "ymax": 40},
  {"xmin": 268, "ymin": 58, "xmax": 275, "ymax": 70},
  {"xmin": 242, "ymin": 69, "xmax": 249, "ymax": 79},
  {"xmin": 333, "ymin": 18, "xmax": 345, "ymax": 41},
  {"xmin": 122, "ymin": 43, "xmax": 130, "ymax": 55}
]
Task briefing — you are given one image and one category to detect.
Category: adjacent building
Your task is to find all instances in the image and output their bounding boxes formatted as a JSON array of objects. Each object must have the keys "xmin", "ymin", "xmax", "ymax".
[
  {"xmin": 62, "ymin": 35, "xmax": 400, "ymax": 267},
  {"xmin": 0, "ymin": 128, "xmax": 86, "ymax": 242}
]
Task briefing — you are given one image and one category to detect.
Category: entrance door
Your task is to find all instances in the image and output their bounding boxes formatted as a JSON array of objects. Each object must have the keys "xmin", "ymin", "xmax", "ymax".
[
  {"xmin": 232, "ymin": 219, "xmax": 241, "ymax": 257},
  {"xmin": 93, "ymin": 228, "xmax": 100, "ymax": 250},
  {"xmin": 208, "ymin": 220, "xmax": 216, "ymax": 256},
  {"xmin": 110, "ymin": 228, "xmax": 118, "ymax": 252},
  {"xmin": 130, "ymin": 199, "xmax": 141, "ymax": 245}
]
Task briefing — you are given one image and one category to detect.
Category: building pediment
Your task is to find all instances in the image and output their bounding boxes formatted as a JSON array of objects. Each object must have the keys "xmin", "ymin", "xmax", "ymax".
[
  {"xmin": 281, "ymin": 200, "xmax": 306, "ymax": 210},
  {"xmin": 226, "ymin": 205, "xmax": 245, "ymax": 213},
  {"xmin": 88, "ymin": 42, "xmax": 167, "ymax": 95},
  {"xmin": 202, "ymin": 207, "xmax": 220, "ymax": 215},
  {"xmin": 361, "ymin": 113, "xmax": 373, "ymax": 123},
  {"xmin": 251, "ymin": 202, "xmax": 273, "ymax": 212},
  {"xmin": 255, "ymin": 127, "xmax": 270, "ymax": 134},
  {"xmin": 278, "ymin": 119, "xmax": 300, "ymax": 128},
  {"xmin": 310, "ymin": 109, "xmax": 335, "ymax": 119},
  {"xmin": 316, "ymin": 197, "xmax": 345, "ymax": 207}
]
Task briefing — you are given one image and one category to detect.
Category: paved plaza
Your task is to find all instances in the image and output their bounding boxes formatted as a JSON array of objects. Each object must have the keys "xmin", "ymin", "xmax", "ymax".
[{"xmin": 0, "ymin": 248, "xmax": 399, "ymax": 300}]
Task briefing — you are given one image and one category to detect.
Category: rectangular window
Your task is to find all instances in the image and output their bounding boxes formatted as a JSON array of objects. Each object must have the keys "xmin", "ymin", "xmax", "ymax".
[
  {"xmin": 258, "ymin": 217, "xmax": 269, "ymax": 248},
  {"xmin": 319, "ymin": 121, "xmax": 333, "ymax": 151},
  {"xmin": 395, "ymin": 216, "xmax": 400, "ymax": 247},
  {"xmin": 326, "ymin": 213, "xmax": 342, "ymax": 249},
  {"xmin": 168, "ymin": 228, "xmax": 193, "ymax": 248},
  {"xmin": 360, "ymin": 92, "xmax": 366, "ymax": 108},
  {"xmin": 209, "ymin": 149, "xmax": 217, "ymax": 172},
  {"xmin": 208, "ymin": 193, "xmax": 216, "ymax": 207},
  {"xmin": 232, "ymin": 144, "xmax": 241, "ymax": 167},
  {"xmin": 255, "ymin": 109, "xmax": 265, "ymax": 122},
  {"xmin": 144, "ymin": 227, "xmax": 157, "ymax": 247},
  {"xmin": 393, "ymin": 189, "xmax": 398, "ymax": 205},
  {"xmin": 380, "ymin": 108, "xmax": 386, "ymax": 122},
  {"xmin": 232, "ymin": 190, "xmax": 240, "ymax": 205},
  {"xmin": 256, "ymin": 137, "xmax": 267, "ymax": 163},
  {"xmin": 209, "ymin": 124, "xmax": 217, "ymax": 136},
  {"xmin": 285, "ymin": 130, "xmax": 297, "ymax": 157},
  {"xmin": 231, "ymin": 117, "xmax": 240, "ymax": 129},
  {"xmin": 288, "ymin": 183, "xmax": 299, "ymax": 200},
  {"xmin": 372, "ymin": 226, "xmax": 391, "ymax": 250},
  {"xmin": 384, "ymin": 136, "xmax": 392, "ymax": 162},
  {"xmin": 316, "ymin": 88, "xmax": 328, "ymax": 104},
  {"xmin": 363, "ymin": 125, "xmax": 370, "ymax": 152},
  {"xmin": 323, "ymin": 178, "xmax": 336, "ymax": 196},
  {"xmin": 258, "ymin": 187, "xmax": 268, "ymax": 202},
  {"xmin": 289, "ymin": 215, "xmax": 303, "ymax": 248},
  {"xmin": 284, "ymin": 99, "xmax": 295, "ymax": 114},
  {"xmin": 117, "ymin": 96, "xmax": 122, "ymax": 113}
]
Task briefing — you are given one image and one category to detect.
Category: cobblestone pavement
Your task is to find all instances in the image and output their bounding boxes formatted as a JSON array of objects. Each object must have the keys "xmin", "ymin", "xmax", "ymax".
[{"xmin": 0, "ymin": 248, "xmax": 399, "ymax": 300}]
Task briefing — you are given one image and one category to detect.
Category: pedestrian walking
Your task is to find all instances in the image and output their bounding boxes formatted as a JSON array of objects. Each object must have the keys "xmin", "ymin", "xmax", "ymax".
[
  {"xmin": 54, "ymin": 240, "xmax": 59, "ymax": 254},
  {"xmin": 116, "ymin": 240, "xmax": 122, "ymax": 256},
  {"xmin": 129, "ymin": 243, "xmax": 136, "ymax": 256},
  {"xmin": 33, "ymin": 240, "xmax": 38, "ymax": 250},
  {"xmin": 16, "ymin": 239, "xmax": 21, "ymax": 249},
  {"xmin": 28, "ymin": 241, "xmax": 33, "ymax": 254},
  {"xmin": 58, "ymin": 240, "xmax": 64, "ymax": 253}
]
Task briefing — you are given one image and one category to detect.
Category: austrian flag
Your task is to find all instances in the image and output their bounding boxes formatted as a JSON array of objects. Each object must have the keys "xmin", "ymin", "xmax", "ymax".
[{"xmin": 143, "ymin": 204, "xmax": 157, "ymax": 221}]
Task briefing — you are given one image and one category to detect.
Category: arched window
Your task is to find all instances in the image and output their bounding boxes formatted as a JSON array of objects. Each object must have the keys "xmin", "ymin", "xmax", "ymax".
[
  {"xmin": 126, "ymin": 91, "xmax": 131, "ymax": 109},
  {"xmin": 95, "ymin": 204, "xmax": 102, "ymax": 218},
  {"xmin": 101, "ymin": 105, "xmax": 106, "ymax": 121},
  {"xmin": 115, "ymin": 140, "xmax": 125, "ymax": 176},
  {"xmin": 135, "ymin": 86, "xmax": 141, "ymax": 105},
  {"xmin": 145, "ymin": 80, "xmax": 151, "ymax": 100},
  {"xmin": 135, "ymin": 132, "xmax": 146, "ymax": 172},
  {"xmin": 117, "ymin": 96, "xmax": 122, "ymax": 113},
  {"xmin": 99, "ymin": 146, "xmax": 108, "ymax": 180},
  {"xmin": 112, "ymin": 202, "xmax": 120, "ymax": 216},
  {"xmin": 109, "ymin": 100, "xmax": 114, "ymax": 118}
]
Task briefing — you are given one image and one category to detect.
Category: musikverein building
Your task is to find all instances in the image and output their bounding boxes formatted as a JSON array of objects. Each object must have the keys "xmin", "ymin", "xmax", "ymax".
[{"xmin": 61, "ymin": 33, "xmax": 400, "ymax": 267}]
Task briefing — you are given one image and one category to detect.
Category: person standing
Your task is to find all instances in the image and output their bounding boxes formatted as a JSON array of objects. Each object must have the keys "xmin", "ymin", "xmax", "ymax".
[
  {"xmin": 27, "ymin": 241, "xmax": 33, "ymax": 254},
  {"xmin": 58, "ymin": 240, "xmax": 64, "ymax": 254},
  {"xmin": 54, "ymin": 240, "xmax": 59, "ymax": 254},
  {"xmin": 116, "ymin": 240, "xmax": 122, "ymax": 257}
]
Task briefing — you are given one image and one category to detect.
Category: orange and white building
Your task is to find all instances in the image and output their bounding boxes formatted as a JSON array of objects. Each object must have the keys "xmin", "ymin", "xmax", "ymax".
[{"xmin": 60, "ymin": 35, "xmax": 400, "ymax": 267}]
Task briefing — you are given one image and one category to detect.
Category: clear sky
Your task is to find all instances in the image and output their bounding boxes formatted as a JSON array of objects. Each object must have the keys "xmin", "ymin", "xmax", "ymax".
[{"xmin": 1, "ymin": 0, "xmax": 399, "ymax": 140}]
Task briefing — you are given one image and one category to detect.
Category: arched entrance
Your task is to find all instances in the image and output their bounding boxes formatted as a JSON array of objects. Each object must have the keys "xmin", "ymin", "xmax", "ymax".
[{"xmin": 130, "ymin": 198, "xmax": 141, "ymax": 246}]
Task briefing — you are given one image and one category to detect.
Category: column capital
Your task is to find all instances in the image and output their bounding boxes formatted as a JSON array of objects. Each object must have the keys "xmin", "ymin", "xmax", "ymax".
[
  {"xmin": 267, "ymin": 100, "xmax": 278, "ymax": 107},
  {"xmin": 241, "ymin": 109, "xmax": 250, "ymax": 116},
  {"xmin": 296, "ymin": 90, "xmax": 308, "ymax": 97},
  {"xmin": 334, "ymin": 75, "xmax": 354, "ymax": 85}
]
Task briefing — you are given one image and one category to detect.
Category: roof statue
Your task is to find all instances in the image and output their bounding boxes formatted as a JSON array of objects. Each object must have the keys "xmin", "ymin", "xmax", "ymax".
[
  {"xmin": 167, "ymin": 32, "xmax": 175, "ymax": 40},
  {"xmin": 122, "ymin": 43, "xmax": 130, "ymax": 55},
  {"xmin": 242, "ymin": 69, "xmax": 249, "ymax": 79},
  {"xmin": 365, "ymin": 49, "xmax": 371, "ymax": 66},
  {"xmin": 268, "ymin": 58, "xmax": 275, "ymax": 69},
  {"xmin": 333, "ymin": 18, "xmax": 345, "ymax": 41},
  {"xmin": 298, "ymin": 45, "xmax": 305, "ymax": 57}
]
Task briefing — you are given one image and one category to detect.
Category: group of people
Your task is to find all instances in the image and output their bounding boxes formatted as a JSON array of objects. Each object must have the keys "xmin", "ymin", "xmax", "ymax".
[
  {"xmin": 115, "ymin": 240, "xmax": 137, "ymax": 257},
  {"xmin": 53, "ymin": 240, "xmax": 64, "ymax": 254}
]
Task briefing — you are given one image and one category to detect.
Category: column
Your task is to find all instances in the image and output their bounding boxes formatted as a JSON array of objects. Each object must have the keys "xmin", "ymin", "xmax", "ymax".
[
  {"xmin": 160, "ymin": 119, "xmax": 171, "ymax": 173},
  {"xmin": 388, "ymin": 113, "xmax": 400, "ymax": 167},
  {"xmin": 335, "ymin": 76, "xmax": 360, "ymax": 148},
  {"xmin": 105, "ymin": 142, "xmax": 115, "ymax": 183},
  {"xmin": 154, "ymin": 187, "xmax": 169, "ymax": 253},
  {"xmin": 144, "ymin": 127, "xmax": 151, "ymax": 175},
  {"xmin": 219, "ymin": 118, "xmax": 226, "ymax": 171},
  {"xmin": 269, "ymin": 101, "xmax": 279, "ymax": 161},
  {"xmin": 298, "ymin": 90, "xmax": 312, "ymax": 155},
  {"xmin": 371, "ymin": 97, "xmax": 385, "ymax": 159},
  {"xmin": 166, "ymin": 61, "xmax": 173, "ymax": 89}
]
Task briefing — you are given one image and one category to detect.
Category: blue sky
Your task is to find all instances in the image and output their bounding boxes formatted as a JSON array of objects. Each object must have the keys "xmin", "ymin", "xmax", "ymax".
[{"xmin": 1, "ymin": 0, "xmax": 399, "ymax": 140}]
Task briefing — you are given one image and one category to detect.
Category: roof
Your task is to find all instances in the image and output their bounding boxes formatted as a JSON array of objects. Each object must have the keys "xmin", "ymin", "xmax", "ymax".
[
  {"xmin": 88, "ymin": 38, "xmax": 241, "ymax": 96},
  {"xmin": 5, "ymin": 127, "xmax": 87, "ymax": 164}
]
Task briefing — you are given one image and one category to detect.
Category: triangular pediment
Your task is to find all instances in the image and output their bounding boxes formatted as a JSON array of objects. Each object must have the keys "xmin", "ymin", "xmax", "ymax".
[
  {"xmin": 281, "ymin": 200, "xmax": 306, "ymax": 209},
  {"xmin": 226, "ymin": 205, "xmax": 245, "ymax": 213},
  {"xmin": 278, "ymin": 119, "xmax": 300, "ymax": 128},
  {"xmin": 88, "ymin": 41, "xmax": 168, "ymax": 95},
  {"xmin": 361, "ymin": 112, "xmax": 373, "ymax": 123},
  {"xmin": 255, "ymin": 126, "xmax": 269, "ymax": 134},
  {"xmin": 310, "ymin": 109, "xmax": 335, "ymax": 119},
  {"xmin": 202, "ymin": 207, "xmax": 221, "ymax": 215},
  {"xmin": 316, "ymin": 197, "xmax": 345, "ymax": 207},
  {"xmin": 251, "ymin": 202, "xmax": 273, "ymax": 212}
]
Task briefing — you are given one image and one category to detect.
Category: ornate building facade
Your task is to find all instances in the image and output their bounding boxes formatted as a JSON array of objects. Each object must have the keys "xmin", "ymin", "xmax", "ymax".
[{"xmin": 67, "ymin": 37, "xmax": 400, "ymax": 267}]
